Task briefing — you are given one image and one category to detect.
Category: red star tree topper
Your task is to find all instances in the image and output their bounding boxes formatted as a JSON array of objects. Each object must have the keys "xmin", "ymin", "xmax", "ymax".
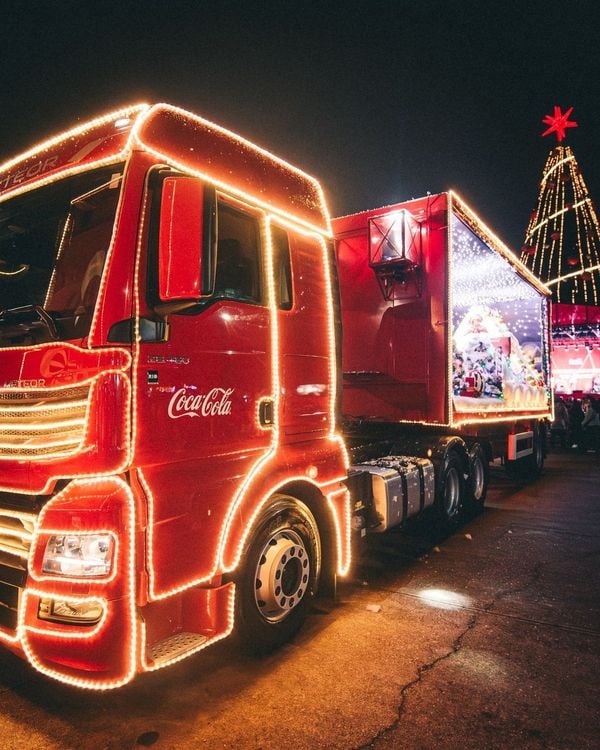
[{"xmin": 541, "ymin": 105, "xmax": 578, "ymax": 142}]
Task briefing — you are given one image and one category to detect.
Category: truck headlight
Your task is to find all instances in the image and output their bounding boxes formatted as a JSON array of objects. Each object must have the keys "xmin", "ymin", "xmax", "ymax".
[{"xmin": 42, "ymin": 534, "xmax": 114, "ymax": 577}]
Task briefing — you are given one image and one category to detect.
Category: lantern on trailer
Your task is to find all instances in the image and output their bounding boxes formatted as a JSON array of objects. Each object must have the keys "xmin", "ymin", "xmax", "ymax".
[{"xmin": 368, "ymin": 208, "xmax": 423, "ymax": 300}]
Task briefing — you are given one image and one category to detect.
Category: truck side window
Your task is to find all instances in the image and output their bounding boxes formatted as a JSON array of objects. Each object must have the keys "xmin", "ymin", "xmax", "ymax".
[
  {"xmin": 271, "ymin": 225, "xmax": 293, "ymax": 310},
  {"xmin": 214, "ymin": 202, "xmax": 261, "ymax": 303}
]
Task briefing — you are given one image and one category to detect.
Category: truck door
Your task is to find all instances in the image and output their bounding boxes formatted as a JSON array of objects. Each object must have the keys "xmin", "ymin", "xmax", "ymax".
[{"xmin": 135, "ymin": 181, "xmax": 272, "ymax": 597}]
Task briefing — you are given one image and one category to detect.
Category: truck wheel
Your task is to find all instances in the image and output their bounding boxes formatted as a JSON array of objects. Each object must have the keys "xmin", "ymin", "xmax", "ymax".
[
  {"xmin": 523, "ymin": 425, "xmax": 545, "ymax": 479},
  {"xmin": 435, "ymin": 450, "xmax": 466, "ymax": 528},
  {"xmin": 234, "ymin": 495, "xmax": 321, "ymax": 653},
  {"xmin": 466, "ymin": 443, "xmax": 489, "ymax": 513}
]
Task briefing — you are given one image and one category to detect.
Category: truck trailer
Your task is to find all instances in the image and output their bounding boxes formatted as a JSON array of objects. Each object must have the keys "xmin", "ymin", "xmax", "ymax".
[{"xmin": 0, "ymin": 104, "xmax": 551, "ymax": 688}]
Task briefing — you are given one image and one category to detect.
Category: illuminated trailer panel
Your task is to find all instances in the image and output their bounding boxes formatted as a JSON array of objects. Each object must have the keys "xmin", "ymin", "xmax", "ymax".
[{"xmin": 333, "ymin": 192, "xmax": 552, "ymax": 427}]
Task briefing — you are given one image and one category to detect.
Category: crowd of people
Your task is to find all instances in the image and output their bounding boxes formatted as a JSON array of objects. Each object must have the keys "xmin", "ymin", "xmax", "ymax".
[{"xmin": 550, "ymin": 395, "xmax": 600, "ymax": 452}]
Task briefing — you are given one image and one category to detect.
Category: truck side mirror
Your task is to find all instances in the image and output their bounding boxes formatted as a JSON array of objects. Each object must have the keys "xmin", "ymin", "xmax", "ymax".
[{"xmin": 158, "ymin": 177, "xmax": 205, "ymax": 303}]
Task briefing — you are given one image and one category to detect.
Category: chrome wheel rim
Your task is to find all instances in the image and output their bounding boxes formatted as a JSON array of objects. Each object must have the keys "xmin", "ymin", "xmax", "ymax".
[{"xmin": 253, "ymin": 529, "xmax": 310, "ymax": 623}]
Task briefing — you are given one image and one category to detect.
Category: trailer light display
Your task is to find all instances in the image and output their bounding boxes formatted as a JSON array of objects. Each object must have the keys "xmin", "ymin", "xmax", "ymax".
[
  {"xmin": 451, "ymin": 213, "xmax": 548, "ymax": 411},
  {"xmin": 449, "ymin": 195, "xmax": 551, "ymax": 420}
]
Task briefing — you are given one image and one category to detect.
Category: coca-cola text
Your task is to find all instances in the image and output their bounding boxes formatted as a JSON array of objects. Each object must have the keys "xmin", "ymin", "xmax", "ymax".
[{"xmin": 167, "ymin": 386, "xmax": 234, "ymax": 419}]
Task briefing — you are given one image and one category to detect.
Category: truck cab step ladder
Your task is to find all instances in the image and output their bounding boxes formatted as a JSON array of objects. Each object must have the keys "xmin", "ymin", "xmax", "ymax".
[{"xmin": 148, "ymin": 631, "xmax": 209, "ymax": 667}]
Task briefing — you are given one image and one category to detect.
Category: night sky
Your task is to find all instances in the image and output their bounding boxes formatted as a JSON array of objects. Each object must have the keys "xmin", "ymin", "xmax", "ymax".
[{"xmin": 1, "ymin": 0, "xmax": 599, "ymax": 250}]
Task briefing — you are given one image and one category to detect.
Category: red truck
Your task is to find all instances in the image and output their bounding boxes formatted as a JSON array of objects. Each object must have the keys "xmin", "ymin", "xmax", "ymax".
[{"xmin": 0, "ymin": 104, "xmax": 551, "ymax": 688}]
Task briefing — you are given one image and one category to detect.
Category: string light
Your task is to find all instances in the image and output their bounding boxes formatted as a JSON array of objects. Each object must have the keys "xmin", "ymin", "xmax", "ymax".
[
  {"xmin": 1, "ymin": 103, "xmax": 350, "ymax": 684},
  {"xmin": 0, "ymin": 105, "xmax": 148, "ymax": 205},
  {"xmin": 139, "ymin": 585, "xmax": 236, "ymax": 672},
  {"xmin": 0, "ymin": 366, "xmax": 131, "ymax": 493},
  {"xmin": 521, "ymin": 145, "xmax": 600, "ymax": 305},
  {"xmin": 0, "ymin": 102, "xmax": 393, "ymax": 686},
  {"xmin": 5, "ymin": 477, "xmax": 139, "ymax": 690},
  {"xmin": 130, "ymin": 104, "xmax": 333, "ymax": 237}
]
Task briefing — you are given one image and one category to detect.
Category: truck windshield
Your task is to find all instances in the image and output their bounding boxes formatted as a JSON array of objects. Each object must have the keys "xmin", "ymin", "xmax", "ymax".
[{"xmin": 0, "ymin": 165, "xmax": 123, "ymax": 347}]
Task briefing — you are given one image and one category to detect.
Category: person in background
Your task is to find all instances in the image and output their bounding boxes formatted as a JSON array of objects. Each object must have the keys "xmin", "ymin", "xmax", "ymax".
[
  {"xmin": 580, "ymin": 398, "xmax": 600, "ymax": 453},
  {"xmin": 550, "ymin": 396, "xmax": 570, "ymax": 449},
  {"xmin": 569, "ymin": 399, "xmax": 584, "ymax": 449}
]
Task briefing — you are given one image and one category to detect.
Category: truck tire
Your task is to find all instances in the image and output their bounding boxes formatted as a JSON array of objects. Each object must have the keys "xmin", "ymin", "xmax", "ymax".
[
  {"xmin": 435, "ymin": 449, "xmax": 466, "ymax": 529},
  {"xmin": 234, "ymin": 495, "xmax": 321, "ymax": 653},
  {"xmin": 466, "ymin": 443, "xmax": 489, "ymax": 513},
  {"xmin": 523, "ymin": 424, "xmax": 545, "ymax": 479}
]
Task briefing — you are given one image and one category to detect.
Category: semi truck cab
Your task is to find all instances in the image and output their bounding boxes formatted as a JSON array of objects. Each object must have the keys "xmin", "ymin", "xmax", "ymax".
[{"xmin": 0, "ymin": 104, "xmax": 350, "ymax": 688}]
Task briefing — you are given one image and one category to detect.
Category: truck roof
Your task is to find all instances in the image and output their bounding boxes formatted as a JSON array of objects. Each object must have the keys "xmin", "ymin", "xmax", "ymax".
[{"xmin": 0, "ymin": 103, "xmax": 330, "ymax": 235}]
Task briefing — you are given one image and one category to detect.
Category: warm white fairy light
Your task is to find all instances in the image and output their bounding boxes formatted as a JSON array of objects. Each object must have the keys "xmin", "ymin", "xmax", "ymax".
[
  {"xmin": 526, "ymin": 197, "xmax": 590, "ymax": 239},
  {"xmin": 447, "ymin": 193, "xmax": 456, "ymax": 426},
  {"xmin": 130, "ymin": 103, "xmax": 332, "ymax": 237},
  {"xmin": 546, "ymin": 262, "xmax": 600, "ymax": 287},
  {"xmin": 0, "ymin": 102, "xmax": 352, "ymax": 686},
  {"xmin": 326, "ymin": 487, "xmax": 351, "ymax": 576},
  {"xmin": 44, "ymin": 215, "xmax": 72, "ymax": 308},
  {"xmin": 0, "ymin": 104, "xmax": 148, "ymax": 204},
  {"xmin": 11, "ymin": 477, "xmax": 139, "ymax": 689},
  {"xmin": 87, "ymin": 166, "xmax": 132, "ymax": 346},
  {"xmin": 522, "ymin": 145, "xmax": 600, "ymax": 305},
  {"xmin": 454, "ymin": 409, "xmax": 551, "ymax": 427},
  {"xmin": 139, "ymin": 585, "xmax": 236, "ymax": 672},
  {"xmin": 541, "ymin": 154, "xmax": 575, "ymax": 184}
]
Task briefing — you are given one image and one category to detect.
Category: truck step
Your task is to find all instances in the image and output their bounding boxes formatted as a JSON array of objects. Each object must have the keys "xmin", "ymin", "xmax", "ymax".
[{"xmin": 148, "ymin": 631, "xmax": 208, "ymax": 667}]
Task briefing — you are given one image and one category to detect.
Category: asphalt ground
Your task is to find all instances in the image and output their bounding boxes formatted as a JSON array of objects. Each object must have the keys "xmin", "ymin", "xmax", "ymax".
[{"xmin": 0, "ymin": 449, "xmax": 598, "ymax": 749}]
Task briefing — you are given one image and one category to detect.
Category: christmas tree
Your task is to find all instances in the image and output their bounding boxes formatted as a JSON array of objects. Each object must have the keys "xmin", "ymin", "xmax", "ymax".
[
  {"xmin": 520, "ymin": 106, "xmax": 600, "ymax": 305},
  {"xmin": 521, "ymin": 107, "xmax": 600, "ymax": 397}
]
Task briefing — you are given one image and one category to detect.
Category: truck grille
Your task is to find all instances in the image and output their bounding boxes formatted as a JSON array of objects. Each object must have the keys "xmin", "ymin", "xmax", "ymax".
[
  {"xmin": 0, "ymin": 383, "xmax": 90, "ymax": 459},
  {"xmin": 0, "ymin": 507, "xmax": 35, "ymax": 631}
]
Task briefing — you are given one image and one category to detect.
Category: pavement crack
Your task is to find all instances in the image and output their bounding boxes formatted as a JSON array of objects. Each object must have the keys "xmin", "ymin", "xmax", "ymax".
[
  {"xmin": 356, "ymin": 563, "xmax": 551, "ymax": 749},
  {"xmin": 355, "ymin": 611, "xmax": 479, "ymax": 749}
]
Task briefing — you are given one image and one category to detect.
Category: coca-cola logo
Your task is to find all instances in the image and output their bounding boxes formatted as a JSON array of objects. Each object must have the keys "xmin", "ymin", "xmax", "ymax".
[
  {"xmin": 167, "ymin": 386, "xmax": 234, "ymax": 419},
  {"xmin": 40, "ymin": 348, "xmax": 79, "ymax": 378}
]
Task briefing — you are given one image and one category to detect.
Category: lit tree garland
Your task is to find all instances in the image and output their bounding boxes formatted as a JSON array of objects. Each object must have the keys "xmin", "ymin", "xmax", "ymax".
[{"xmin": 520, "ymin": 107, "xmax": 600, "ymax": 305}]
